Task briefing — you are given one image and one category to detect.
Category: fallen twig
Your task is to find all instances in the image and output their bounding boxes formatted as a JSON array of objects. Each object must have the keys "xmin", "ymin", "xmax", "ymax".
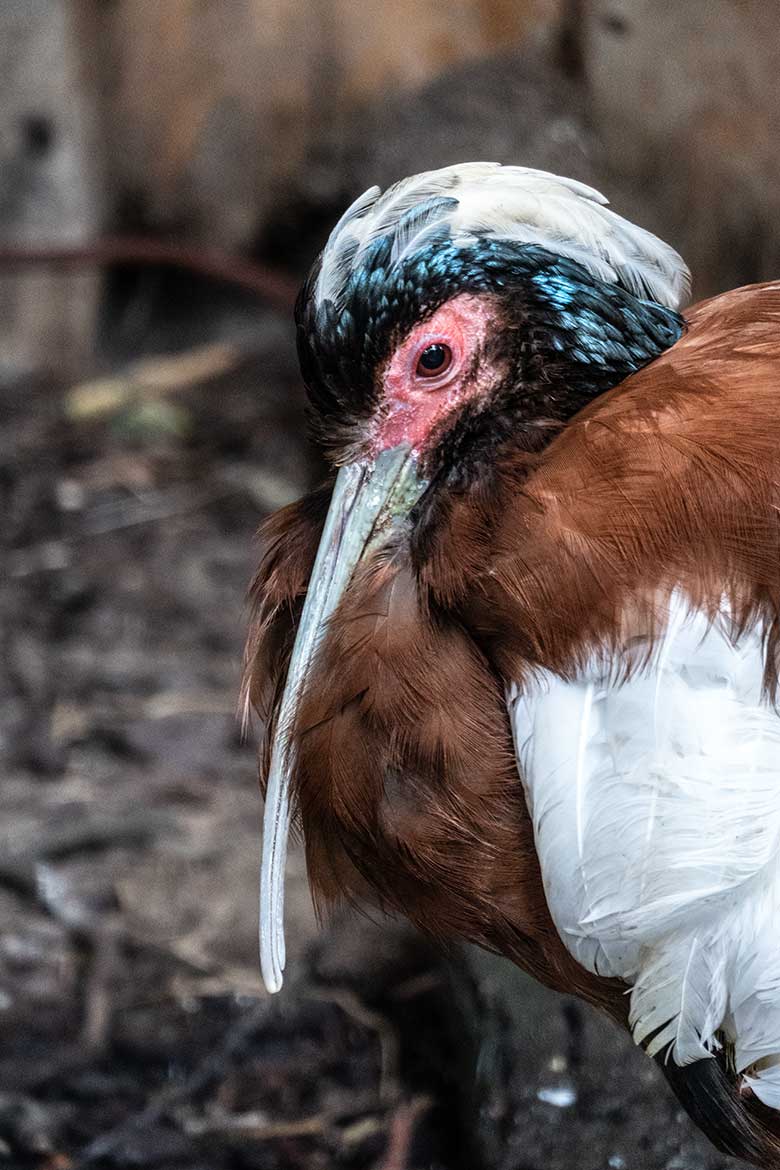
[
  {"xmin": 81, "ymin": 920, "xmax": 121, "ymax": 1054},
  {"xmin": 75, "ymin": 996, "xmax": 274, "ymax": 1166},
  {"xmin": 374, "ymin": 1096, "xmax": 433, "ymax": 1170},
  {"xmin": 9, "ymin": 483, "xmax": 238, "ymax": 577},
  {"xmin": 308, "ymin": 985, "xmax": 401, "ymax": 1106},
  {"xmin": 177, "ymin": 1107, "xmax": 330, "ymax": 1140},
  {"xmin": 0, "ymin": 809, "xmax": 177, "ymax": 898}
]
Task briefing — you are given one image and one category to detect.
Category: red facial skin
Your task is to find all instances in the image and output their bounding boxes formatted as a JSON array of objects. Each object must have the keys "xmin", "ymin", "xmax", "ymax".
[{"xmin": 370, "ymin": 293, "xmax": 501, "ymax": 456}]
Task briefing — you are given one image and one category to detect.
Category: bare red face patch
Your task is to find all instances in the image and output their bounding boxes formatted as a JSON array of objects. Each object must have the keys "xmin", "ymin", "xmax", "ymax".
[{"xmin": 370, "ymin": 293, "xmax": 501, "ymax": 455}]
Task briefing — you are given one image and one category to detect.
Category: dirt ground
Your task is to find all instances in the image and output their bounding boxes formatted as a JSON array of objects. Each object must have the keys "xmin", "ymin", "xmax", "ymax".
[{"xmin": 0, "ymin": 273, "xmax": 750, "ymax": 1170}]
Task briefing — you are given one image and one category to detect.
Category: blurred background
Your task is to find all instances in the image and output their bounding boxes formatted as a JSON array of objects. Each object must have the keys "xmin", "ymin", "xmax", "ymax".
[{"xmin": 0, "ymin": 2, "xmax": 777, "ymax": 1168}]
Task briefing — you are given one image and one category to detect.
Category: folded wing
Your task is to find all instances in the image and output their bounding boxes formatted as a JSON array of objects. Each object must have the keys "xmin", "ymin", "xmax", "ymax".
[{"xmin": 508, "ymin": 590, "xmax": 780, "ymax": 1106}]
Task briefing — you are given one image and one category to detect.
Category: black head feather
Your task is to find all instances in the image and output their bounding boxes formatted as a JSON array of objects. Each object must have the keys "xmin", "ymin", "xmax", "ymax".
[{"xmin": 296, "ymin": 235, "xmax": 684, "ymax": 468}]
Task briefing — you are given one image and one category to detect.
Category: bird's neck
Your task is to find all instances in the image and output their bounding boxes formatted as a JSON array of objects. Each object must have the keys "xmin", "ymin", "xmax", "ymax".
[
  {"xmin": 518, "ymin": 259, "xmax": 685, "ymax": 407},
  {"xmin": 411, "ymin": 263, "xmax": 684, "ymax": 576}
]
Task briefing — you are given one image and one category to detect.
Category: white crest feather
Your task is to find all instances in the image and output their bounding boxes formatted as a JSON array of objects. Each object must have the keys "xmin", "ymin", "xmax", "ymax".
[{"xmin": 315, "ymin": 162, "xmax": 690, "ymax": 314}]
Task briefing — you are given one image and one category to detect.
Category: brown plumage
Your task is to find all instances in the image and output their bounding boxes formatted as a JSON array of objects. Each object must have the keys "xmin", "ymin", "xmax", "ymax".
[
  {"xmin": 248, "ymin": 282, "xmax": 780, "ymax": 945},
  {"xmin": 244, "ymin": 164, "xmax": 780, "ymax": 1166}
]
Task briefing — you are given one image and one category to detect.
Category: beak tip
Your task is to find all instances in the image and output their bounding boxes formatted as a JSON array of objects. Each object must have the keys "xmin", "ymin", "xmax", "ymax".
[{"xmin": 261, "ymin": 955, "xmax": 284, "ymax": 994}]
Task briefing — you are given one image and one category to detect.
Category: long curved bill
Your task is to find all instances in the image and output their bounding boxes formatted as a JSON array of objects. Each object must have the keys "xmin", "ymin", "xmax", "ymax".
[{"xmin": 260, "ymin": 442, "xmax": 426, "ymax": 993}]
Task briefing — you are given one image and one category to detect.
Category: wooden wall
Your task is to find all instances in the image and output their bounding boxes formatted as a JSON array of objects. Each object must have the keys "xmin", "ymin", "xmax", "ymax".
[
  {"xmin": 0, "ymin": 0, "xmax": 559, "ymax": 372},
  {"xmin": 92, "ymin": 0, "xmax": 780, "ymax": 299},
  {"xmin": 93, "ymin": 0, "xmax": 560, "ymax": 247},
  {"xmin": 0, "ymin": 0, "xmax": 104, "ymax": 375},
  {"xmin": 582, "ymin": 0, "xmax": 780, "ymax": 295},
  {"xmin": 2, "ymin": 0, "xmax": 780, "ymax": 372}
]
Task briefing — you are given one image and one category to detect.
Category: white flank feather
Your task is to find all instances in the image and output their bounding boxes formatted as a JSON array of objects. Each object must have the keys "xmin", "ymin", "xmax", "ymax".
[
  {"xmin": 507, "ymin": 591, "xmax": 780, "ymax": 1109},
  {"xmin": 315, "ymin": 163, "xmax": 690, "ymax": 315}
]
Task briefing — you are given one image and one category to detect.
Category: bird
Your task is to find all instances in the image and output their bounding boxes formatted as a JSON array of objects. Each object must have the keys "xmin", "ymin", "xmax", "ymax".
[{"xmin": 243, "ymin": 162, "xmax": 780, "ymax": 1167}]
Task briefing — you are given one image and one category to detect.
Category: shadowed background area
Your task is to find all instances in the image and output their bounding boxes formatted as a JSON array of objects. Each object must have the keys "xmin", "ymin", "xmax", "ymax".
[{"xmin": 0, "ymin": 2, "xmax": 778, "ymax": 1167}]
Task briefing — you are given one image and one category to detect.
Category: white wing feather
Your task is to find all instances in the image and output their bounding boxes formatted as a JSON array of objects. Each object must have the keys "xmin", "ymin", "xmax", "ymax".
[{"xmin": 507, "ymin": 591, "xmax": 780, "ymax": 1107}]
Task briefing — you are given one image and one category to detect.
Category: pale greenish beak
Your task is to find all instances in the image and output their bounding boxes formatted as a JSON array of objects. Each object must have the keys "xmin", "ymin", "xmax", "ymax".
[{"xmin": 260, "ymin": 443, "xmax": 427, "ymax": 993}]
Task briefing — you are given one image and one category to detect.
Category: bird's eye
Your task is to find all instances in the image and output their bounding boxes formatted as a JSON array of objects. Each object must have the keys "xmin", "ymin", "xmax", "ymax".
[{"xmin": 415, "ymin": 343, "xmax": 453, "ymax": 378}]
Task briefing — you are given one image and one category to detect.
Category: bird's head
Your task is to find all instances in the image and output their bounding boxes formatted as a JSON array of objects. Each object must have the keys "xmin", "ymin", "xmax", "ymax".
[
  {"xmin": 260, "ymin": 163, "xmax": 689, "ymax": 989},
  {"xmin": 297, "ymin": 162, "xmax": 688, "ymax": 475}
]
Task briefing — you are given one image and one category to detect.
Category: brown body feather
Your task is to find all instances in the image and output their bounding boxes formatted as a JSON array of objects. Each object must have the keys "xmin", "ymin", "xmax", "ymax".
[{"xmin": 245, "ymin": 282, "xmax": 780, "ymax": 1160}]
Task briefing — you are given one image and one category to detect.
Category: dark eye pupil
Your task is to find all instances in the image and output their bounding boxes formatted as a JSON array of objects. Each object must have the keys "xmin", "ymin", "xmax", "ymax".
[{"xmin": 418, "ymin": 344, "xmax": 448, "ymax": 372}]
